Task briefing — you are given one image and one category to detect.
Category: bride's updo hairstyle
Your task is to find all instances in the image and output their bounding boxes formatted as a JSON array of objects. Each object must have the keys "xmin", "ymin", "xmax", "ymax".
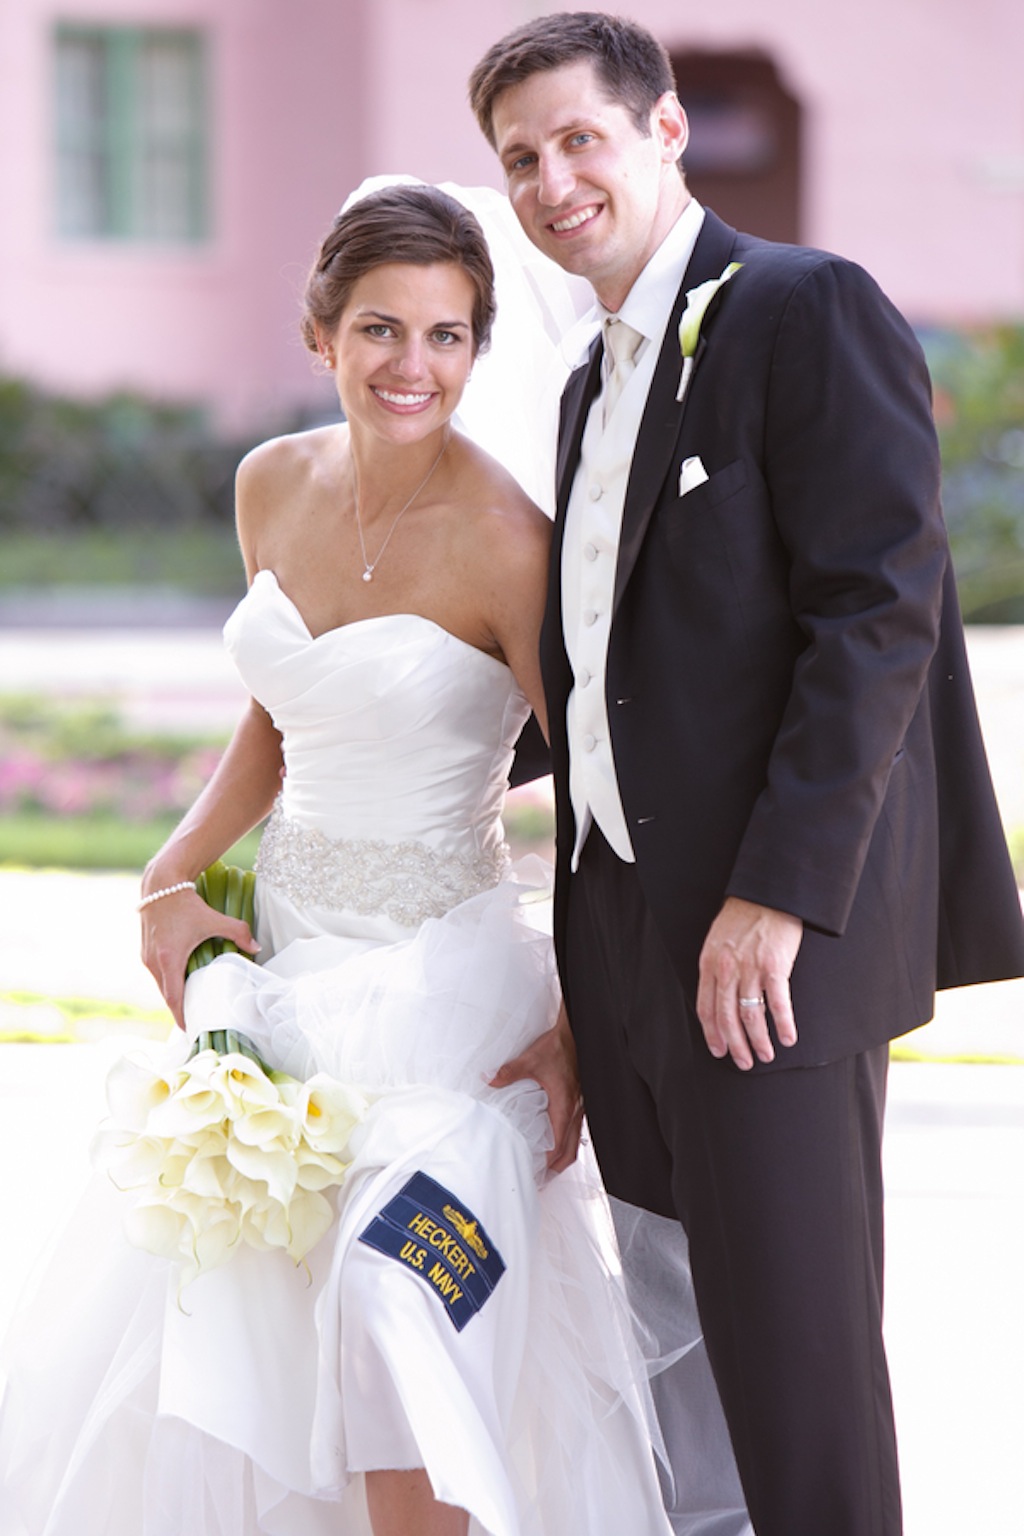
[{"xmin": 301, "ymin": 185, "xmax": 496, "ymax": 357}]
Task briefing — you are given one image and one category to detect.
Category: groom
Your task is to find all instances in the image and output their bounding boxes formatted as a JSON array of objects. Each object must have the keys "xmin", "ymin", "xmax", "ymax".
[{"xmin": 471, "ymin": 12, "xmax": 1024, "ymax": 1536}]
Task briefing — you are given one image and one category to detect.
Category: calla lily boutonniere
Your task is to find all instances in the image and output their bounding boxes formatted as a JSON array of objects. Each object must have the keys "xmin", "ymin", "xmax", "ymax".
[{"xmin": 676, "ymin": 262, "xmax": 743, "ymax": 402}]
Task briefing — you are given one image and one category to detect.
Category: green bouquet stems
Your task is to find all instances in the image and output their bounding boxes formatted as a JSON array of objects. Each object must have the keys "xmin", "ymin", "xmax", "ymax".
[
  {"xmin": 185, "ymin": 861, "xmax": 262, "ymax": 1065},
  {"xmin": 185, "ymin": 862, "xmax": 257, "ymax": 977},
  {"xmin": 188, "ymin": 1027, "xmax": 268, "ymax": 1066}
]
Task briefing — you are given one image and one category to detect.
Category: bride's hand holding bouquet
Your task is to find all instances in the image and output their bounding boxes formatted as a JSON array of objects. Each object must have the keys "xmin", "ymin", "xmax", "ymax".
[
  {"xmin": 138, "ymin": 696, "xmax": 284, "ymax": 1028},
  {"xmin": 97, "ymin": 860, "xmax": 368, "ymax": 1290},
  {"xmin": 139, "ymin": 864, "xmax": 261, "ymax": 1029}
]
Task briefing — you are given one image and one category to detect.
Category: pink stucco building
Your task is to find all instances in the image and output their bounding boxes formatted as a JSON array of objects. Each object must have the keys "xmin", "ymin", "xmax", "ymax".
[{"xmin": 2, "ymin": 0, "xmax": 1022, "ymax": 432}]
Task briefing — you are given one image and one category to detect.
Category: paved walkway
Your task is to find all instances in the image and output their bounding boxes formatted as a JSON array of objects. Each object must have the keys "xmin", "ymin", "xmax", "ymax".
[{"xmin": 0, "ymin": 624, "xmax": 248, "ymax": 735}]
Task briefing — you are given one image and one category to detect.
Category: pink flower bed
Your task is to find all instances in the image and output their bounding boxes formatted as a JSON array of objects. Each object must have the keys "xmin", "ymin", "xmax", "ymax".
[{"xmin": 0, "ymin": 735, "xmax": 222, "ymax": 823}]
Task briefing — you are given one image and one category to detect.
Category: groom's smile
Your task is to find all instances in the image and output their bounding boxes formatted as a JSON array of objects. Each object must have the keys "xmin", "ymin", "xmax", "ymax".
[{"xmin": 549, "ymin": 204, "xmax": 603, "ymax": 236}]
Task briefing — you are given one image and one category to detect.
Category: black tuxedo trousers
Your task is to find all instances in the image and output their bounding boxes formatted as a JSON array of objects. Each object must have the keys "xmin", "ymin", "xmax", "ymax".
[{"xmin": 566, "ymin": 827, "xmax": 898, "ymax": 1536}]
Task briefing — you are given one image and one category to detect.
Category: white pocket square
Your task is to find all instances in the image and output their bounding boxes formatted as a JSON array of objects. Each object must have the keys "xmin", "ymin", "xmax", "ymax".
[{"xmin": 678, "ymin": 456, "xmax": 709, "ymax": 497}]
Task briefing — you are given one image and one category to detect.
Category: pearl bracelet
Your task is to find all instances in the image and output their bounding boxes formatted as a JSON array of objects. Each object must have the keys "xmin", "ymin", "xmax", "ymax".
[{"xmin": 137, "ymin": 880, "xmax": 197, "ymax": 912}]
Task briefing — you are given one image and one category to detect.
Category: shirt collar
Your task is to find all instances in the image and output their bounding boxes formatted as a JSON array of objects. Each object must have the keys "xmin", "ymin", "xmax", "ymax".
[{"xmin": 600, "ymin": 198, "xmax": 706, "ymax": 344}]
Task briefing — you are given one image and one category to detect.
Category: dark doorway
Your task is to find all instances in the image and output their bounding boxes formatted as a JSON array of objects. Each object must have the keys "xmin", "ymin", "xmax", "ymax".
[{"xmin": 670, "ymin": 51, "xmax": 802, "ymax": 245}]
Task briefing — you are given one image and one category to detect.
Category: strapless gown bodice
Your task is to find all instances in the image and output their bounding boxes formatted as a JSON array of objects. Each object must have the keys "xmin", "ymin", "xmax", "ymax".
[{"xmin": 226, "ymin": 571, "xmax": 530, "ymax": 861}]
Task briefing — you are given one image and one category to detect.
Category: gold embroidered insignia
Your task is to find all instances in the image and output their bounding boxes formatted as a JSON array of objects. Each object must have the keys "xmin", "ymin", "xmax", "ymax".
[{"xmin": 443, "ymin": 1203, "xmax": 489, "ymax": 1260}]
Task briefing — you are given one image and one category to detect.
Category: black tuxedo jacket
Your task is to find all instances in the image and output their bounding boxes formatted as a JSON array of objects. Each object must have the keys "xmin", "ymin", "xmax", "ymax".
[{"xmin": 540, "ymin": 209, "xmax": 1024, "ymax": 1067}]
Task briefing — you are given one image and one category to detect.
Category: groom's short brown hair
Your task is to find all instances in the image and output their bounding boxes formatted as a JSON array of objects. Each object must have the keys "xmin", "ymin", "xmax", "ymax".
[{"xmin": 468, "ymin": 11, "xmax": 677, "ymax": 147}]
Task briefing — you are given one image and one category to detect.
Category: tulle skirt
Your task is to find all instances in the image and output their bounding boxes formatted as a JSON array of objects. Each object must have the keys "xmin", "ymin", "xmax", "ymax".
[{"xmin": 0, "ymin": 864, "xmax": 675, "ymax": 1536}]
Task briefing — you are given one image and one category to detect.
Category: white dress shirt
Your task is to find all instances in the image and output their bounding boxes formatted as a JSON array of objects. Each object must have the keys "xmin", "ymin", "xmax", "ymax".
[{"xmin": 562, "ymin": 199, "xmax": 705, "ymax": 868}]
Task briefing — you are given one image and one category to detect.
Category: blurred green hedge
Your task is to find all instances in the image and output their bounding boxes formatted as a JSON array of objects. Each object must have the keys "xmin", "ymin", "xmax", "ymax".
[
  {"xmin": 0, "ymin": 377, "xmax": 260, "ymax": 534},
  {"xmin": 922, "ymin": 324, "xmax": 1024, "ymax": 622}
]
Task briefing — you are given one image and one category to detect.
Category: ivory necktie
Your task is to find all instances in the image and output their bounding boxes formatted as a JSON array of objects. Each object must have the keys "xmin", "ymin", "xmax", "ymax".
[{"xmin": 601, "ymin": 317, "xmax": 643, "ymax": 426}]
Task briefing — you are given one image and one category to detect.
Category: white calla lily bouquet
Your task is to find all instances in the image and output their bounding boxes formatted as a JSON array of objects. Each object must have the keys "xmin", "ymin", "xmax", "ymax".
[{"xmin": 95, "ymin": 863, "xmax": 368, "ymax": 1289}]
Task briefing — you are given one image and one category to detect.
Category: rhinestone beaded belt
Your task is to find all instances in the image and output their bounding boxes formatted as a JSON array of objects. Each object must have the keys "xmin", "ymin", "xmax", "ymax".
[{"xmin": 256, "ymin": 802, "xmax": 510, "ymax": 928}]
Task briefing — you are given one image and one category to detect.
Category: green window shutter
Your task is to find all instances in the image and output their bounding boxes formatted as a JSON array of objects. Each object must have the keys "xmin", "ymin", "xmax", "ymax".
[
  {"xmin": 105, "ymin": 28, "xmax": 136, "ymax": 238},
  {"xmin": 135, "ymin": 31, "xmax": 207, "ymax": 240},
  {"xmin": 55, "ymin": 29, "xmax": 109, "ymax": 236}
]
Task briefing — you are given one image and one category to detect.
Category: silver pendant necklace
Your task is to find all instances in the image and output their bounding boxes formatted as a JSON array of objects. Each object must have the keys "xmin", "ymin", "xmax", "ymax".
[{"xmin": 351, "ymin": 432, "xmax": 449, "ymax": 582}]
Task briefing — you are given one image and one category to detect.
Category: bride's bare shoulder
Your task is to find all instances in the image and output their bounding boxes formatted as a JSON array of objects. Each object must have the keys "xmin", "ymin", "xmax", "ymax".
[
  {"xmin": 235, "ymin": 424, "xmax": 345, "ymax": 575},
  {"xmin": 237, "ymin": 424, "xmax": 344, "ymax": 499},
  {"xmin": 452, "ymin": 435, "xmax": 551, "ymax": 559},
  {"xmin": 448, "ymin": 437, "xmax": 550, "ymax": 680}
]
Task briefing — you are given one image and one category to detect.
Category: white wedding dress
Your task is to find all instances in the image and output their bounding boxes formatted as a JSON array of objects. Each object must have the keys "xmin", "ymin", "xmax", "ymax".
[{"xmin": 0, "ymin": 569, "xmax": 675, "ymax": 1536}]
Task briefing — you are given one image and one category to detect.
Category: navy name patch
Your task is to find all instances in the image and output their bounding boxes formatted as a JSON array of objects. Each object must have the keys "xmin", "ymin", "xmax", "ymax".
[{"xmin": 358, "ymin": 1171, "xmax": 505, "ymax": 1331}]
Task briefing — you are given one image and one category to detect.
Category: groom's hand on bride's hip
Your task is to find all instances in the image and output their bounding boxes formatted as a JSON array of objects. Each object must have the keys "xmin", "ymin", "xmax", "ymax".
[
  {"xmin": 489, "ymin": 1006, "xmax": 584, "ymax": 1172},
  {"xmin": 696, "ymin": 898, "xmax": 802, "ymax": 1071}
]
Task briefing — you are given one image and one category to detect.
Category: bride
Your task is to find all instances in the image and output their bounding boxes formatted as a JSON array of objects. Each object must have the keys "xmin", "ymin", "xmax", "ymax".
[{"xmin": 0, "ymin": 183, "xmax": 678, "ymax": 1536}]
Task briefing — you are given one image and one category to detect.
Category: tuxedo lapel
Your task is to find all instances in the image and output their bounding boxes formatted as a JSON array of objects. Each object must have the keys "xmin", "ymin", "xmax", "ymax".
[
  {"xmin": 542, "ymin": 340, "xmax": 603, "ymax": 687},
  {"xmin": 613, "ymin": 210, "xmax": 739, "ymax": 615},
  {"xmin": 555, "ymin": 341, "xmax": 603, "ymax": 518}
]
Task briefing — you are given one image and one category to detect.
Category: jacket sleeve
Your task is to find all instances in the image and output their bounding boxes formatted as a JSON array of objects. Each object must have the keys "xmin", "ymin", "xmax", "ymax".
[
  {"xmin": 724, "ymin": 257, "xmax": 947, "ymax": 935},
  {"xmin": 508, "ymin": 713, "xmax": 551, "ymax": 788}
]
